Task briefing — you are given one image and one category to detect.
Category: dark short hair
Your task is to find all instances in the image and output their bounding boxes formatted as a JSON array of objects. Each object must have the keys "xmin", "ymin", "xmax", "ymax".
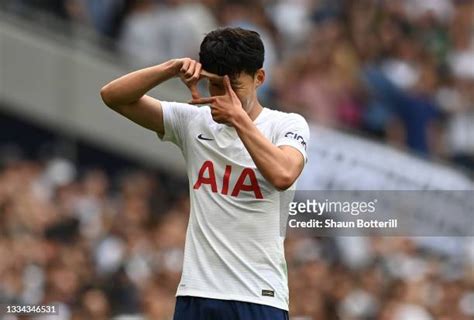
[{"xmin": 199, "ymin": 27, "xmax": 264, "ymax": 78}]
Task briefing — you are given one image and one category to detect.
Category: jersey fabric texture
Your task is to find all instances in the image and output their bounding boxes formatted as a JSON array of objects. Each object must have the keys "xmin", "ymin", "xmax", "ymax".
[
  {"xmin": 158, "ymin": 102, "xmax": 310, "ymax": 311},
  {"xmin": 173, "ymin": 296, "xmax": 289, "ymax": 320}
]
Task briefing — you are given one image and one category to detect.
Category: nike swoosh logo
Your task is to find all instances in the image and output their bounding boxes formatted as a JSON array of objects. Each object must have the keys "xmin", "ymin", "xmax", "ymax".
[{"xmin": 197, "ymin": 134, "xmax": 214, "ymax": 141}]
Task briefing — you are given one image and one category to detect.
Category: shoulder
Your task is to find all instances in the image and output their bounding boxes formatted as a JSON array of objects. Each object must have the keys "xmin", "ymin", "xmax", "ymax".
[
  {"xmin": 264, "ymin": 108, "xmax": 308, "ymax": 127},
  {"xmin": 161, "ymin": 101, "xmax": 211, "ymax": 118}
]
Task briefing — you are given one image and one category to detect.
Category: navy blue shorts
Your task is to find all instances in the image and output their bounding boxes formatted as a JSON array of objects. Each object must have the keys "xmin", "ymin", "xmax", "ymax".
[{"xmin": 173, "ymin": 296, "xmax": 289, "ymax": 320}]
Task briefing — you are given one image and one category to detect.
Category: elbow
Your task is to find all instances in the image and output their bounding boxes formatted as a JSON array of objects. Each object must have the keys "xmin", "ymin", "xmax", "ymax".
[{"xmin": 272, "ymin": 172, "xmax": 295, "ymax": 191}]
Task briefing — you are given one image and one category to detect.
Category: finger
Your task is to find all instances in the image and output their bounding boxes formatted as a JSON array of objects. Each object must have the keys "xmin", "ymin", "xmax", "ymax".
[
  {"xmin": 223, "ymin": 75, "xmax": 234, "ymax": 94},
  {"xmin": 180, "ymin": 59, "xmax": 190, "ymax": 73},
  {"xmin": 200, "ymin": 70, "xmax": 223, "ymax": 81},
  {"xmin": 192, "ymin": 63, "xmax": 202, "ymax": 81},
  {"xmin": 190, "ymin": 85, "xmax": 201, "ymax": 100},
  {"xmin": 185, "ymin": 60, "xmax": 196, "ymax": 78},
  {"xmin": 189, "ymin": 97, "xmax": 216, "ymax": 105}
]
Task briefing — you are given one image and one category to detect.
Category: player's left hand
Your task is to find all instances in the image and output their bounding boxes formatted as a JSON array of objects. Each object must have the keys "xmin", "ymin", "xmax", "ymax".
[{"xmin": 189, "ymin": 75, "xmax": 246, "ymax": 126}]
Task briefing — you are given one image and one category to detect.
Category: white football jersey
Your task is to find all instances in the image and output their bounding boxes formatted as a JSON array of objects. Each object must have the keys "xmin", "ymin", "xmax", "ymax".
[{"xmin": 158, "ymin": 101, "xmax": 309, "ymax": 311}]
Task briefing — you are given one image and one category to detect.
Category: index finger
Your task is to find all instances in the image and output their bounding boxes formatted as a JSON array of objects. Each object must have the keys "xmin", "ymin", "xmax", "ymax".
[
  {"xmin": 200, "ymin": 70, "xmax": 223, "ymax": 82},
  {"xmin": 189, "ymin": 97, "xmax": 216, "ymax": 105}
]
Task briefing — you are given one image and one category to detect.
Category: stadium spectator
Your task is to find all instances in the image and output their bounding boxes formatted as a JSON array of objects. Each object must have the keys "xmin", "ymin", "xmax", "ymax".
[{"xmin": 3, "ymin": 0, "xmax": 473, "ymax": 169}]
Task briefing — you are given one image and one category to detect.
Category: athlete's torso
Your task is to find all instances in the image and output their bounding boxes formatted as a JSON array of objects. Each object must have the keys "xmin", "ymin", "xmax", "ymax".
[{"xmin": 159, "ymin": 103, "xmax": 309, "ymax": 310}]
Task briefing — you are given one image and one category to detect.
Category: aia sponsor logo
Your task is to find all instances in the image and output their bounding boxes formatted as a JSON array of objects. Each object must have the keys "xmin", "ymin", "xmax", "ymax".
[{"xmin": 193, "ymin": 160, "xmax": 263, "ymax": 199}]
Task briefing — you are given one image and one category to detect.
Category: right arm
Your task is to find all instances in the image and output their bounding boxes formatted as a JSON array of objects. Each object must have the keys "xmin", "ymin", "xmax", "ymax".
[{"xmin": 100, "ymin": 58, "xmax": 201, "ymax": 136}]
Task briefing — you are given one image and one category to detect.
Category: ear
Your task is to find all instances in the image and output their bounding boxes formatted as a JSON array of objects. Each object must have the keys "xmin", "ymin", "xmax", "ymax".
[{"xmin": 255, "ymin": 69, "xmax": 265, "ymax": 88}]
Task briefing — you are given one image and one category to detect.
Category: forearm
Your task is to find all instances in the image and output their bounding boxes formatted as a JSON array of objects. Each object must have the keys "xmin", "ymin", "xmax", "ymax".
[
  {"xmin": 100, "ymin": 59, "xmax": 177, "ymax": 107},
  {"xmin": 233, "ymin": 114, "xmax": 296, "ymax": 190}
]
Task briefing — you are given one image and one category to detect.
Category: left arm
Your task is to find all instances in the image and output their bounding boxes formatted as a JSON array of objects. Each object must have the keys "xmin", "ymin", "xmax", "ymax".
[
  {"xmin": 233, "ymin": 113, "xmax": 305, "ymax": 190},
  {"xmin": 191, "ymin": 75, "xmax": 306, "ymax": 190}
]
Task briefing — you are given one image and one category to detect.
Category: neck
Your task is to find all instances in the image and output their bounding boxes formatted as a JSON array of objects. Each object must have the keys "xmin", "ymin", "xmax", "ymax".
[{"xmin": 245, "ymin": 99, "xmax": 264, "ymax": 122}]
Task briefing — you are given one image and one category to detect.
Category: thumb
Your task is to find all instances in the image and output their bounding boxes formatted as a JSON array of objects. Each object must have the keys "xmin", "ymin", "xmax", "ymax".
[
  {"xmin": 223, "ymin": 75, "xmax": 234, "ymax": 95},
  {"xmin": 189, "ymin": 84, "xmax": 201, "ymax": 100}
]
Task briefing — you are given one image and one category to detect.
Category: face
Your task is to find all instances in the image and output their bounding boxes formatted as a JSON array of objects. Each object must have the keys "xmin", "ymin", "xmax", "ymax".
[{"xmin": 206, "ymin": 69, "xmax": 265, "ymax": 111}]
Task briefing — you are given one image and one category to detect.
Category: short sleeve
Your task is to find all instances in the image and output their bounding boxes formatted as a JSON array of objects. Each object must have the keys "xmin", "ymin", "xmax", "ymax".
[
  {"xmin": 275, "ymin": 113, "xmax": 310, "ymax": 163},
  {"xmin": 158, "ymin": 101, "xmax": 199, "ymax": 149}
]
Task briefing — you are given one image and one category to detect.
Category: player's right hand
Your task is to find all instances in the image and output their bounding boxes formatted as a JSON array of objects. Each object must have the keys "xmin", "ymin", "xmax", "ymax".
[{"xmin": 173, "ymin": 58, "xmax": 202, "ymax": 100}]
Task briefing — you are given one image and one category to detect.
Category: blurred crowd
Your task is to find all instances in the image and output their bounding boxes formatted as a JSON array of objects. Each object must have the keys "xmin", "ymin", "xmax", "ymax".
[
  {"xmin": 0, "ymin": 157, "xmax": 473, "ymax": 320},
  {"xmin": 4, "ymin": 0, "xmax": 474, "ymax": 174}
]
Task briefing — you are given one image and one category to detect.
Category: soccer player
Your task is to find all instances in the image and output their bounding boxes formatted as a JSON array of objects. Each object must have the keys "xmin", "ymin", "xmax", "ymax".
[{"xmin": 100, "ymin": 27, "xmax": 309, "ymax": 320}]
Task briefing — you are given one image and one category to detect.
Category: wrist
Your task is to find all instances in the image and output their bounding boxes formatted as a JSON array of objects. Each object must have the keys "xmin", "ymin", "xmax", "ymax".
[
  {"xmin": 164, "ymin": 59, "xmax": 181, "ymax": 77},
  {"xmin": 231, "ymin": 109, "xmax": 252, "ymax": 131}
]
